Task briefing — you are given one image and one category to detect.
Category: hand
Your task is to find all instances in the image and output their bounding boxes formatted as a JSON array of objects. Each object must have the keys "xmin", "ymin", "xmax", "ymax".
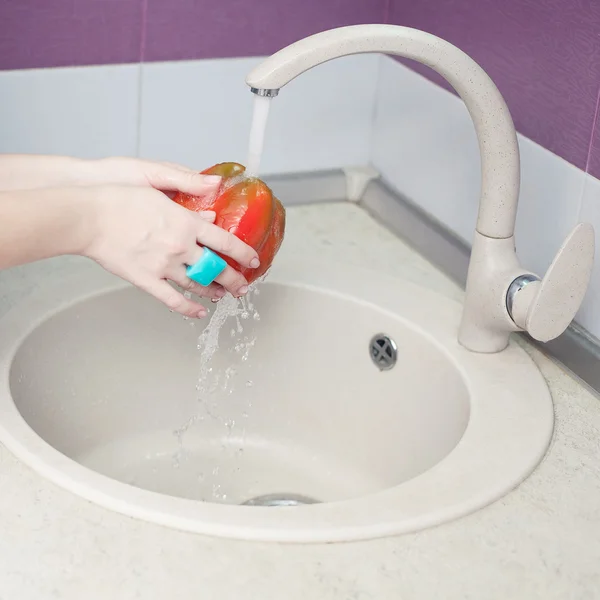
[
  {"xmin": 84, "ymin": 185, "xmax": 260, "ymax": 319},
  {"xmin": 82, "ymin": 157, "xmax": 219, "ymax": 197}
]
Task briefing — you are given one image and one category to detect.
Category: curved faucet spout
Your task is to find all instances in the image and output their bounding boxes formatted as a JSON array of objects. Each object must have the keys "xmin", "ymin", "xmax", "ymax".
[
  {"xmin": 247, "ymin": 24, "xmax": 594, "ymax": 353},
  {"xmin": 246, "ymin": 24, "xmax": 520, "ymax": 240}
]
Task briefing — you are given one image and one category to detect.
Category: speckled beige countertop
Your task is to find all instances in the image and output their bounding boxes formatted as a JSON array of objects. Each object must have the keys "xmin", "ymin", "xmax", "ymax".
[{"xmin": 1, "ymin": 202, "xmax": 599, "ymax": 599}]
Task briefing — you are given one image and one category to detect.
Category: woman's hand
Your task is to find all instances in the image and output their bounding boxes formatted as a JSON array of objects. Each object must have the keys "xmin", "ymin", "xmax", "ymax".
[
  {"xmin": 84, "ymin": 185, "xmax": 260, "ymax": 319},
  {"xmin": 0, "ymin": 155, "xmax": 261, "ymax": 319}
]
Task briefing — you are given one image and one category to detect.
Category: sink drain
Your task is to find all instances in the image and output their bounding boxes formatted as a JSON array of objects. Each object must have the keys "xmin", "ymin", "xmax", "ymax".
[
  {"xmin": 241, "ymin": 493, "xmax": 319, "ymax": 507},
  {"xmin": 369, "ymin": 334, "xmax": 397, "ymax": 371}
]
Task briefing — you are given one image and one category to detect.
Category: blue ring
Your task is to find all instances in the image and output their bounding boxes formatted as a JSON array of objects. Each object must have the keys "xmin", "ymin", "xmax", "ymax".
[{"xmin": 186, "ymin": 247, "xmax": 227, "ymax": 286}]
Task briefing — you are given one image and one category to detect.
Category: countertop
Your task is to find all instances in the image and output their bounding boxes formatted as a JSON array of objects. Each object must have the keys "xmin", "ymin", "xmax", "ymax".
[{"xmin": 1, "ymin": 202, "xmax": 599, "ymax": 599}]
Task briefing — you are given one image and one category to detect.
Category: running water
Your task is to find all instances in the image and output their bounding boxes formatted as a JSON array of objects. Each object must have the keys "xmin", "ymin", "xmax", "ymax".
[
  {"xmin": 245, "ymin": 95, "xmax": 272, "ymax": 177},
  {"xmin": 172, "ymin": 94, "xmax": 273, "ymax": 485}
]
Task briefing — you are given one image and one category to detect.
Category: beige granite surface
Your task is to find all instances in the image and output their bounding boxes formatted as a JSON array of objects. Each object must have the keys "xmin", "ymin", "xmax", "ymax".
[{"xmin": 0, "ymin": 203, "xmax": 599, "ymax": 599}]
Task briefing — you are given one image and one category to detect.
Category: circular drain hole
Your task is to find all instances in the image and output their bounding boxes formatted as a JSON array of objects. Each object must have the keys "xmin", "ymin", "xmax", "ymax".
[
  {"xmin": 241, "ymin": 493, "xmax": 320, "ymax": 507},
  {"xmin": 369, "ymin": 334, "xmax": 397, "ymax": 371}
]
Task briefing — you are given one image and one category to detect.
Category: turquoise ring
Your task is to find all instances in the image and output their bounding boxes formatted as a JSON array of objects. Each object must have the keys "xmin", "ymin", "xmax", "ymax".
[{"xmin": 186, "ymin": 248, "xmax": 227, "ymax": 286}]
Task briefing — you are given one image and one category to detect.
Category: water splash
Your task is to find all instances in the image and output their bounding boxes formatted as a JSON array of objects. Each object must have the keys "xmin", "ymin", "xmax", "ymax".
[{"xmin": 173, "ymin": 277, "xmax": 266, "ymax": 467}]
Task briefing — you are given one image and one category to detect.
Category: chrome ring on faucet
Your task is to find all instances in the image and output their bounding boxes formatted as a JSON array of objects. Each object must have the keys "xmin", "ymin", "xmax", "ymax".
[
  {"xmin": 506, "ymin": 274, "xmax": 540, "ymax": 321},
  {"xmin": 250, "ymin": 87, "xmax": 279, "ymax": 98}
]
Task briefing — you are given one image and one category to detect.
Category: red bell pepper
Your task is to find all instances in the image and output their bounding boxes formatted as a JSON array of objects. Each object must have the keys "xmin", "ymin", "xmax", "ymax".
[{"xmin": 172, "ymin": 162, "xmax": 286, "ymax": 283}]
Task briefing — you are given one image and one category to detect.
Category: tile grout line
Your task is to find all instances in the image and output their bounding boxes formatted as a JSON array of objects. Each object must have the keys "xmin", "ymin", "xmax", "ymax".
[
  {"xmin": 577, "ymin": 82, "xmax": 600, "ymax": 220},
  {"xmin": 383, "ymin": 0, "xmax": 392, "ymax": 24},
  {"xmin": 584, "ymin": 82, "xmax": 600, "ymax": 175},
  {"xmin": 135, "ymin": 0, "xmax": 149, "ymax": 158},
  {"xmin": 366, "ymin": 56, "xmax": 385, "ymax": 167}
]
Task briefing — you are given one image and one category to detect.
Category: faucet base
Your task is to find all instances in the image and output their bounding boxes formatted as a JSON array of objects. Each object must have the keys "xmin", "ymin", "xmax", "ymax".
[{"xmin": 458, "ymin": 232, "xmax": 523, "ymax": 353}]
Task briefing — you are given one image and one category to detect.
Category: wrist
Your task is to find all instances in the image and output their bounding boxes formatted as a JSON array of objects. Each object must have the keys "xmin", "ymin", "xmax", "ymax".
[
  {"xmin": 68, "ymin": 186, "xmax": 104, "ymax": 258},
  {"xmin": 0, "ymin": 186, "xmax": 101, "ymax": 269},
  {"xmin": 48, "ymin": 186, "xmax": 101, "ymax": 258},
  {"xmin": 0, "ymin": 154, "xmax": 90, "ymax": 191}
]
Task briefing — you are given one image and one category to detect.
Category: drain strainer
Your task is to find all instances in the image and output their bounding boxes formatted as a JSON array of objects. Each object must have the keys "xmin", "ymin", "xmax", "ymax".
[
  {"xmin": 369, "ymin": 334, "xmax": 397, "ymax": 371},
  {"xmin": 241, "ymin": 493, "xmax": 319, "ymax": 507}
]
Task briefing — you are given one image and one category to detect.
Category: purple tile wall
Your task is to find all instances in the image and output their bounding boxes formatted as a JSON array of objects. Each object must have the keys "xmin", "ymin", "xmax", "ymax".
[
  {"xmin": 1, "ymin": 0, "xmax": 599, "ymax": 179},
  {"xmin": 143, "ymin": 0, "xmax": 384, "ymax": 62},
  {"xmin": 389, "ymin": 0, "xmax": 600, "ymax": 177},
  {"xmin": 0, "ymin": 0, "xmax": 143, "ymax": 70},
  {"xmin": 0, "ymin": 0, "xmax": 383, "ymax": 69}
]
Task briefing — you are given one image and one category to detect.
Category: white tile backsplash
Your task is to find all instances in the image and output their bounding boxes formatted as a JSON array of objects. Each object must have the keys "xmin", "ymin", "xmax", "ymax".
[
  {"xmin": 514, "ymin": 137, "xmax": 586, "ymax": 277},
  {"xmin": 138, "ymin": 55, "xmax": 379, "ymax": 174},
  {"xmin": 0, "ymin": 65, "xmax": 139, "ymax": 158},
  {"xmin": 371, "ymin": 56, "xmax": 482, "ymax": 245},
  {"xmin": 371, "ymin": 56, "xmax": 585, "ymax": 284}
]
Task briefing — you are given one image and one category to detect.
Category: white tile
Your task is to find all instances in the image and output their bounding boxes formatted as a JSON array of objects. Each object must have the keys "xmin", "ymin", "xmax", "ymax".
[
  {"xmin": 371, "ymin": 56, "xmax": 583, "ymax": 278},
  {"xmin": 371, "ymin": 56, "xmax": 481, "ymax": 245},
  {"xmin": 514, "ymin": 138, "xmax": 585, "ymax": 277},
  {"xmin": 139, "ymin": 55, "xmax": 379, "ymax": 174},
  {"xmin": 0, "ymin": 65, "xmax": 139, "ymax": 158},
  {"xmin": 576, "ymin": 173, "xmax": 600, "ymax": 339}
]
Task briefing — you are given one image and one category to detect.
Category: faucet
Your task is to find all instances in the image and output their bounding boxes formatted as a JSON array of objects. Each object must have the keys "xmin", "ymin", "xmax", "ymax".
[{"xmin": 246, "ymin": 24, "xmax": 595, "ymax": 354}]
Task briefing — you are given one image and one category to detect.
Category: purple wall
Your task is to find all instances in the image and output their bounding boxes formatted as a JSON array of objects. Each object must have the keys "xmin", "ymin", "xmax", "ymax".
[
  {"xmin": 0, "ymin": 0, "xmax": 144, "ymax": 69},
  {"xmin": 143, "ymin": 0, "xmax": 382, "ymax": 62},
  {"xmin": 389, "ymin": 0, "xmax": 600, "ymax": 180},
  {"xmin": 1, "ymin": 0, "xmax": 599, "ymax": 177},
  {"xmin": 0, "ymin": 0, "xmax": 382, "ymax": 68}
]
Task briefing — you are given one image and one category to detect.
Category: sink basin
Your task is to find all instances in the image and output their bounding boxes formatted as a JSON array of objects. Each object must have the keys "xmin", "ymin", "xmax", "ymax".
[{"xmin": 0, "ymin": 260, "xmax": 553, "ymax": 542}]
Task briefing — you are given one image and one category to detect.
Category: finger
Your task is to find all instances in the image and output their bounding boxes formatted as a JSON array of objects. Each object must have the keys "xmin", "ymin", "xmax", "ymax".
[
  {"xmin": 187, "ymin": 245, "xmax": 249, "ymax": 297},
  {"xmin": 168, "ymin": 267, "xmax": 226, "ymax": 300},
  {"xmin": 160, "ymin": 160, "xmax": 195, "ymax": 172},
  {"xmin": 215, "ymin": 266, "xmax": 249, "ymax": 298},
  {"xmin": 195, "ymin": 218, "xmax": 259, "ymax": 269},
  {"xmin": 139, "ymin": 278, "xmax": 208, "ymax": 319},
  {"xmin": 145, "ymin": 164, "xmax": 222, "ymax": 196}
]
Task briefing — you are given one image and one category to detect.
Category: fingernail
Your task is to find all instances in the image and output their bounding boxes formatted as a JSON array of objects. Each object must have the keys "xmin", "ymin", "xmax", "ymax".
[
  {"xmin": 215, "ymin": 288, "xmax": 226, "ymax": 298},
  {"xmin": 197, "ymin": 309, "xmax": 207, "ymax": 318},
  {"xmin": 238, "ymin": 285, "xmax": 249, "ymax": 296},
  {"xmin": 203, "ymin": 175, "xmax": 221, "ymax": 185},
  {"xmin": 249, "ymin": 257, "xmax": 260, "ymax": 269}
]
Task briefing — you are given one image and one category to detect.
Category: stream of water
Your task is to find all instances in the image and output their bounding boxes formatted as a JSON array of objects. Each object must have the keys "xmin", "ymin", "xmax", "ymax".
[
  {"xmin": 245, "ymin": 95, "xmax": 272, "ymax": 177},
  {"xmin": 171, "ymin": 94, "xmax": 274, "ymax": 488}
]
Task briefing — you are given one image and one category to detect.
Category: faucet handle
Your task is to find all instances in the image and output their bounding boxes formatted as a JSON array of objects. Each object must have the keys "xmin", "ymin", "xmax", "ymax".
[{"xmin": 508, "ymin": 223, "xmax": 595, "ymax": 342}]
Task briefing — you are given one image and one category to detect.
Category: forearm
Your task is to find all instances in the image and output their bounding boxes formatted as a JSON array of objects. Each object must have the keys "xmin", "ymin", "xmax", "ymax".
[
  {"xmin": 0, "ymin": 154, "xmax": 99, "ymax": 191},
  {"xmin": 0, "ymin": 187, "xmax": 94, "ymax": 269}
]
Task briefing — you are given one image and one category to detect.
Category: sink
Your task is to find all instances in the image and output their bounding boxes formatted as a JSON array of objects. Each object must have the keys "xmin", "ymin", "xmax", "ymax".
[{"xmin": 0, "ymin": 259, "xmax": 553, "ymax": 542}]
